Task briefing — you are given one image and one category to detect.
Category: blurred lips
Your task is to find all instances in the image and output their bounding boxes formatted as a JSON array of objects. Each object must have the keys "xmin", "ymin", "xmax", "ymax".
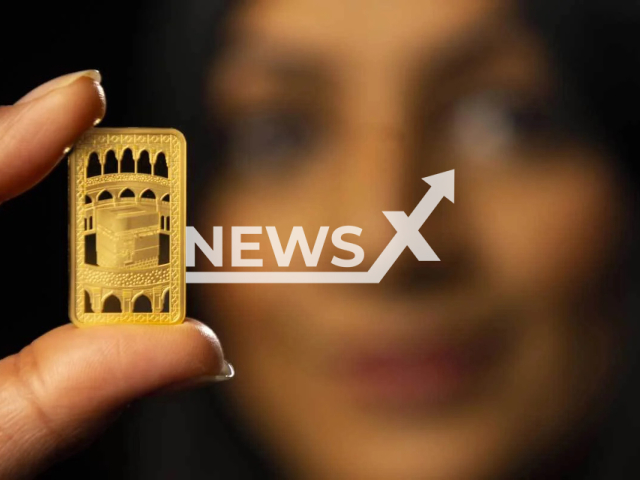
[{"xmin": 343, "ymin": 332, "xmax": 500, "ymax": 408}]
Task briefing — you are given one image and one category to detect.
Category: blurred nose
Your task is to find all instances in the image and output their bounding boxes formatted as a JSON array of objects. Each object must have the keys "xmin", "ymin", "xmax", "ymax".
[
  {"xmin": 330, "ymin": 78, "xmax": 464, "ymax": 288},
  {"xmin": 332, "ymin": 79, "xmax": 410, "ymax": 263}
]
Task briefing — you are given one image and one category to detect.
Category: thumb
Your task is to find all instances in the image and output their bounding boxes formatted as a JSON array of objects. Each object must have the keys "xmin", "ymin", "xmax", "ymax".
[{"xmin": 0, "ymin": 319, "xmax": 230, "ymax": 479}]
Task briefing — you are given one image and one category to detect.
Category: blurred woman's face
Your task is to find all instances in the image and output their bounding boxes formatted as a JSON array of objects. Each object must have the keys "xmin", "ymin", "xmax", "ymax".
[{"xmin": 198, "ymin": 0, "xmax": 625, "ymax": 478}]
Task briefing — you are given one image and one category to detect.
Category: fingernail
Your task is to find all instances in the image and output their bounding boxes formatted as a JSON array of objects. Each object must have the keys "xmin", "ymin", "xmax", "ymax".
[
  {"xmin": 192, "ymin": 360, "xmax": 235, "ymax": 384},
  {"xmin": 154, "ymin": 360, "xmax": 235, "ymax": 395},
  {"xmin": 213, "ymin": 360, "xmax": 235, "ymax": 382},
  {"xmin": 15, "ymin": 69, "xmax": 102, "ymax": 105},
  {"xmin": 194, "ymin": 360, "xmax": 236, "ymax": 386}
]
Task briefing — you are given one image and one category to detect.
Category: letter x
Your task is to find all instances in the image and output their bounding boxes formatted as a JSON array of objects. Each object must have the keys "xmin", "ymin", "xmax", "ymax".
[{"xmin": 382, "ymin": 211, "xmax": 439, "ymax": 261}]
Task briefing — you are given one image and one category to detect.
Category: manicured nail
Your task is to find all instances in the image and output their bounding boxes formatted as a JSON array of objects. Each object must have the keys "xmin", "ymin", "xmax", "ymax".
[
  {"xmin": 15, "ymin": 70, "xmax": 102, "ymax": 105},
  {"xmin": 153, "ymin": 360, "xmax": 235, "ymax": 395},
  {"xmin": 213, "ymin": 360, "xmax": 235, "ymax": 382},
  {"xmin": 187, "ymin": 360, "xmax": 235, "ymax": 385}
]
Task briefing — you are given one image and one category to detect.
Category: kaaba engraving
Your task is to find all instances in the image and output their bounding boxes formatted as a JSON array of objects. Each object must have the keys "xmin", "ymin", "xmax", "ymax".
[{"xmin": 69, "ymin": 128, "xmax": 186, "ymax": 326}]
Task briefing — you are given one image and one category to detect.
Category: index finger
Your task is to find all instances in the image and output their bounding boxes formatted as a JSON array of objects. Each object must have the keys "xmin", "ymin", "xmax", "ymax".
[{"xmin": 0, "ymin": 70, "xmax": 106, "ymax": 202}]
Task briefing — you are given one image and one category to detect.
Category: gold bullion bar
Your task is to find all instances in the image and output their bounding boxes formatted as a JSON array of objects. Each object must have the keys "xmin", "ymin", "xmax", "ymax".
[{"xmin": 69, "ymin": 128, "xmax": 186, "ymax": 326}]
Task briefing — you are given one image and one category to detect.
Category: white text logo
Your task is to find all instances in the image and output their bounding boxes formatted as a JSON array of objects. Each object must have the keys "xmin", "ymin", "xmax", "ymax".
[{"xmin": 186, "ymin": 170, "xmax": 454, "ymax": 283}]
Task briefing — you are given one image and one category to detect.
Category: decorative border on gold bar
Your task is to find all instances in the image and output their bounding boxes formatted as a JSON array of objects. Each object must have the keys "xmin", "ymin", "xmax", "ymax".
[{"xmin": 69, "ymin": 128, "xmax": 186, "ymax": 326}]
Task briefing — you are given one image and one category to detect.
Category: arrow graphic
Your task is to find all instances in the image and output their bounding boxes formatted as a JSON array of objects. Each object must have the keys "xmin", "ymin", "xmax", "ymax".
[
  {"xmin": 367, "ymin": 169, "xmax": 455, "ymax": 282},
  {"xmin": 186, "ymin": 170, "xmax": 455, "ymax": 284}
]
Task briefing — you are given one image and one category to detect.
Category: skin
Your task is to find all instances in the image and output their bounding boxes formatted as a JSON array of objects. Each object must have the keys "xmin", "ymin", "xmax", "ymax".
[
  {"xmin": 0, "ymin": 73, "xmax": 228, "ymax": 478},
  {"xmin": 196, "ymin": 0, "xmax": 627, "ymax": 479}
]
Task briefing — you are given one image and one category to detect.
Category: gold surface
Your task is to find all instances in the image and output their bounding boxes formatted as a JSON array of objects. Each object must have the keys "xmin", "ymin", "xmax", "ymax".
[{"xmin": 69, "ymin": 128, "xmax": 186, "ymax": 326}]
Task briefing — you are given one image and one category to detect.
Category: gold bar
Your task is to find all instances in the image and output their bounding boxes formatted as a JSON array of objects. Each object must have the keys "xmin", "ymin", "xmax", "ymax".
[{"xmin": 68, "ymin": 128, "xmax": 186, "ymax": 326}]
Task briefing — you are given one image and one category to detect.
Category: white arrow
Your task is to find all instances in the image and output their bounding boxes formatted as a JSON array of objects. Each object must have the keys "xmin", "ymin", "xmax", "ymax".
[{"xmin": 367, "ymin": 170, "xmax": 455, "ymax": 281}]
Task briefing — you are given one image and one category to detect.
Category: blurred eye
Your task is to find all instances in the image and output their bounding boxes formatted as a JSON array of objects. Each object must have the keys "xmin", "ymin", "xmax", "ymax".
[
  {"xmin": 227, "ymin": 110, "xmax": 317, "ymax": 168},
  {"xmin": 447, "ymin": 91, "xmax": 558, "ymax": 162}
]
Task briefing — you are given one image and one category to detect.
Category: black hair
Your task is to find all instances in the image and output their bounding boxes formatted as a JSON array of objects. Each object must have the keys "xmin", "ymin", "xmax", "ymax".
[{"xmin": 520, "ymin": 2, "xmax": 640, "ymax": 479}]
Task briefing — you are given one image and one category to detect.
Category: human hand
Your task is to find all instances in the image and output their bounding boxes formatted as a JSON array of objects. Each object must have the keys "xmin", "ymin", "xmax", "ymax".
[{"xmin": 0, "ymin": 71, "xmax": 231, "ymax": 479}]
